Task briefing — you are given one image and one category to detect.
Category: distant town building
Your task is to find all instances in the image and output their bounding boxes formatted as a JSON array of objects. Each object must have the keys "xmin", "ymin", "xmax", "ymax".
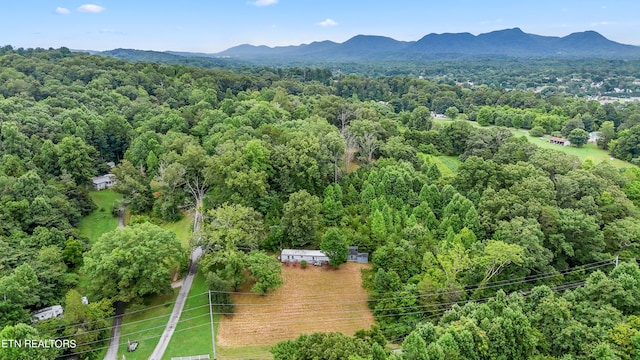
[
  {"xmin": 92, "ymin": 174, "xmax": 116, "ymax": 190},
  {"xmin": 549, "ymin": 137, "xmax": 570, "ymax": 146},
  {"xmin": 31, "ymin": 305, "xmax": 63, "ymax": 322}
]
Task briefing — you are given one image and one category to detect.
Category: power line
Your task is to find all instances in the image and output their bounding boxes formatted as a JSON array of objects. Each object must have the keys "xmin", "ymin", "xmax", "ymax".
[
  {"xmin": 46, "ymin": 261, "xmax": 611, "ymax": 360},
  {"xmin": 206, "ymin": 260, "xmax": 612, "ymax": 306},
  {"xmin": 204, "ymin": 258, "xmax": 613, "ymax": 298},
  {"xmin": 46, "ymin": 259, "xmax": 613, "ymax": 338},
  {"xmin": 47, "ymin": 291, "xmax": 209, "ymax": 334},
  {"xmin": 54, "ymin": 303, "xmax": 212, "ymax": 341},
  {"xmin": 57, "ymin": 278, "xmax": 587, "ymax": 359},
  {"xmin": 56, "ymin": 321, "xmax": 213, "ymax": 358},
  {"xmin": 68, "ymin": 312, "xmax": 213, "ymax": 350}
]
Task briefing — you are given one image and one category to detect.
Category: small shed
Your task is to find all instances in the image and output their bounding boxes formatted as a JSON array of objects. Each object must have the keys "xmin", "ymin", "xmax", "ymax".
[
  {"xmin": 31, "ymin": 305, "xmax": 64, "ymax": 322},
  {"xmin": 92, "ymin": 174, "xmax": 116, "ymax": 190},
  {"xmin": 347, "ymin": 246, "xmax": 369, "ymax": 264},
  {"xmin": 280, "ymin": 249, "xmax": 329, "ymax": 265},
  {"xmin": 549, "ymin": 137, "xmax": 570, "ymax": 146}
]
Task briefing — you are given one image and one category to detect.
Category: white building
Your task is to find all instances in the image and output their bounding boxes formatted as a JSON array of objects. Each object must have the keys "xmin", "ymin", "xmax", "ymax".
[
  {"xmin": 92, "ymin": 174, "xmax": 116, "ymax": 190},
  {"xmin": 31, "ymin": 305, "xmax": 63, "ymax": 322},
  {"xmin": 280, "ymin": 249, "xmax": 329, "ymax": 265},
  {"xmin": 280, "ymin": 246, "xmax": 369, "ymax": 264}
]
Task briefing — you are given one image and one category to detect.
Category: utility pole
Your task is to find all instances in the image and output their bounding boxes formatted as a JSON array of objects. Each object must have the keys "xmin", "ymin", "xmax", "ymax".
[{"xmin": 208, "ymin": 289, "xmax": 217, "ymax": 360}]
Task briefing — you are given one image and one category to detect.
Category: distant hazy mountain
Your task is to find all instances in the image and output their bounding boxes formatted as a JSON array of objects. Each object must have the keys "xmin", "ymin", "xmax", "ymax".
[
  {"xmin": 214, "ymin": 28, "xmax": 640, "ymax": 60},
  {"xmin": 94, "ymin": 48, "xmax": 245, "ymax": 68},
  {"xmin": 90, "ymin": 29, "xmax": 640, "ymax": 68}
]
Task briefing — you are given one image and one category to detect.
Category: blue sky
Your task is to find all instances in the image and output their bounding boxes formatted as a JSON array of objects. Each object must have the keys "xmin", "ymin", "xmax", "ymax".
[{"xmin": 2, "ymin": 1, "xmax": 639, "ymax": 53}]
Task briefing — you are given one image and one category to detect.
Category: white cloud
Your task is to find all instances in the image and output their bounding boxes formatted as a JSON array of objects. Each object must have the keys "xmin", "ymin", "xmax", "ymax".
[
  {"xmin": 251, "ymin": 0, "xmax": 278, "ymax": 6},
  {"xmin": 78, "ymin": 4, "xmax": 106, "ymax": 13},
  {"xmin": 590, "ymin": 21, "xmax": 610, "ymax": 26},
  {"xmin": 55, "ymin": 7, "xmax": 70, "ymax": 15},
  {"xmin": 318, "ymin": 18, "xmax": 338, "ymax": 27}
]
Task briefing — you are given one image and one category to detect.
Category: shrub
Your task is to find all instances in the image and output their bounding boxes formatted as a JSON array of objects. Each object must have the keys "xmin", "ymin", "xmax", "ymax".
[
  {"xmin": 530, "ymin": 126, "xmax": 545, "ymax": 137},
  {"xmin": 301, "ymin": 260, "xmax": 307, "ymax": 269}
]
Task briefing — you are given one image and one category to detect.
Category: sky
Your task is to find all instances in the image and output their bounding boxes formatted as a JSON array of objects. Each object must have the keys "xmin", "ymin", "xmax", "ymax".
[{"xmin": 2, "ymin": 0, "xmax": 640, "ymax": 53}]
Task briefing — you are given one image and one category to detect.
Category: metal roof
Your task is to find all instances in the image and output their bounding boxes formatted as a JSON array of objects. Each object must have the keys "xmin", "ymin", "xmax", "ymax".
[
  {"xmin": 281, "ymin": 249, "xmax": 327, "ymax": 257},
  {"xmin": 92, "ymin": 174, "xmax": 115, "ymax": 184}
]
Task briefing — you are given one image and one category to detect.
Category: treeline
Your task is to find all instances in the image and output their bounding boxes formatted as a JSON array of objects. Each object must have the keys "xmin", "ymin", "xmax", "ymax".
[{"xmin": 0, "ymin": 47, "xmax": 639, "ymax": 359}]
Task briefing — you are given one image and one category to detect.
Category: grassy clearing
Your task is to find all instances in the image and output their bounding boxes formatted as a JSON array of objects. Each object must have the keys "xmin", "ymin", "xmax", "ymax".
[
  {"xmin": 432, "ymin": 118, "xmax": 636, "ymax": 169},
  {"xmin": 78, "ymin": 190, "xmax": 121, "ymax": 243},
  {"xmin": 116, "ymin": 290, "xmax": 179, "ymax": 360},
  {"xmin": 438, "ymin": 155, "xmax": 461, "ymax": 173},
  {"xmin": 511, "ymin": 130, "xmax": 634, "ymax": 168},
  {"xmin": 217, "ymin": 345, "xmax": 274, "ymax": 359},
  {"xmin": 419, "ymin": 153, "xmax": 461, "ymax": 178},
  {"xmin": 161, "ymin": 213, "xmax": 193, "ymax": 248},
  {"xmin": 216, "ymin": 262, "xmax": 374, "ymax": 350},
  {"xmin": 162, "ymin": 272, "xmax": 213, "ymax": 360}
]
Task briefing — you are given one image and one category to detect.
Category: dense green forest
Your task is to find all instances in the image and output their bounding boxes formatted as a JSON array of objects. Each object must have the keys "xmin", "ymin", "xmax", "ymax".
[
  {"xmin": 1, "ymin": 46, "xmax": 640, "ymax": 359},
  {"xmin": 95, "ymin": 48, "xmax": 640, "ymax": 98}
]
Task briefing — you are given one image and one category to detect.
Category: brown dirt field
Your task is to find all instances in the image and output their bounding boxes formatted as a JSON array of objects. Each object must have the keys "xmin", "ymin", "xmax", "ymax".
[{"xmin": 216, "ymin": 262, "xmax": 374, "ymax": 347}]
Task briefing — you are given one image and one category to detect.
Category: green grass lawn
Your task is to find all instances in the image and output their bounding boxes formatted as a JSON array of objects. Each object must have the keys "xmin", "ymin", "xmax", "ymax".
[
  {"xmin": 432, "ymin": 118, "xmax": 636, "ymax": 170},
  {"xmin": 512, "ymin": 130, "xmax": 634, "ymax": 169},
  {"xmin": 217, "ymin": 345, "xmax": 274, "ymax": 359},
  {"xmin": 162, "ymin": 272, "xmax": 215, "ymax": 360},
  {"xmin": 78, "ymin": 190, "xmax": 122, "ymax": 243},
  {"xmin": 418, "ymin": 153, "xmax": 461, "ymax": 179},
  {"xmin": 161, "ymin": 214, "xmax": 193, "ymax": 248},
  {"xmin": 438, "ymin": 155, "xmax": 461, "ymax": 173},
  {"xmin": 116, "ymin": 290, "xmax": 180, "ymax": 360}
]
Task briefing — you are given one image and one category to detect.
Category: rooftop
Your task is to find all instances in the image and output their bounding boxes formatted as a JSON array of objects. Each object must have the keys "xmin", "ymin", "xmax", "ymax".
[
  {"xmin": 92, "ymin": 174, "xmax": 115, "ymax": 184},
  {"xmin": 281, "ymin": 249, "xmax": 327, "ymax": 257}
]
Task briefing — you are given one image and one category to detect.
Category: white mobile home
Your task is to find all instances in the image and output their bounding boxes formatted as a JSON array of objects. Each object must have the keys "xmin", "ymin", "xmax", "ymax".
[
  {"xmin": 31, "ymin": 305, "xmax": 64, "ymax": 322},
  {"xmin": 280, "ymin": 249, "xmax": 329, "ymax": 264}
]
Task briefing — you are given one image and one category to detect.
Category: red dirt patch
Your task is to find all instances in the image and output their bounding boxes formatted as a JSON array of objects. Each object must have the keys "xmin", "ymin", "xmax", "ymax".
[{"xmin": 216, "ymin": 262, "xmax": 374, "ymax": 347}]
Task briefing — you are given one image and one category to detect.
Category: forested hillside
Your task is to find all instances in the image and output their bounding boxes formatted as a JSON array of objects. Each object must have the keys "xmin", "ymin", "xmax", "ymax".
[{"xmin": 1, "ymin": 46, "xmax": 640, "ymax": 359}]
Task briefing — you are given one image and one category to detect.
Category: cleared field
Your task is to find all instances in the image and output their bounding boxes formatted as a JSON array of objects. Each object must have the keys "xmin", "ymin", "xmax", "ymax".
[
  {"xmin": 216, "ymin": 262, "xmax": 374, "ymax": 348},
  {"xmin": 419, "ymin": 153, "xmax": 461, "ymax": 178},
  {"xmin": 78, "ymin": 190, "xmax": 121, "ymax": 243},
  {"xmin": 514, "ymin": 131, "xmax": 634, "ymax": 169},
  {"xmin": 432, "ymin": 118, "xmax": 636, "ymax": 169}
]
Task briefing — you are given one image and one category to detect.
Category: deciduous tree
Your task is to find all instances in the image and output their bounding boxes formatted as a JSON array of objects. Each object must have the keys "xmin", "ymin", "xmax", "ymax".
[
  {"xmin": 83, "ymin": 223, "xmax": 184, "ymax": 302},
  {"xmin": 320, "ymin": 227, "xmax": 349, "ymax": 268},
  {"xmin": 247, "ymin": 251, "xmax": 283, "ymax": 295}
]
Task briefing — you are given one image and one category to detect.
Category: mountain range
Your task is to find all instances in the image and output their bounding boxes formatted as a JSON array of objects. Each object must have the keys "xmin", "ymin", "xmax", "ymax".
[
  {"xmin": 214, "ymin": 28, "xmax": 640, "ymax": 60},
  {"xmin": 95, "ymin": 28, "xmax": 640, "ymax": 64}
]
